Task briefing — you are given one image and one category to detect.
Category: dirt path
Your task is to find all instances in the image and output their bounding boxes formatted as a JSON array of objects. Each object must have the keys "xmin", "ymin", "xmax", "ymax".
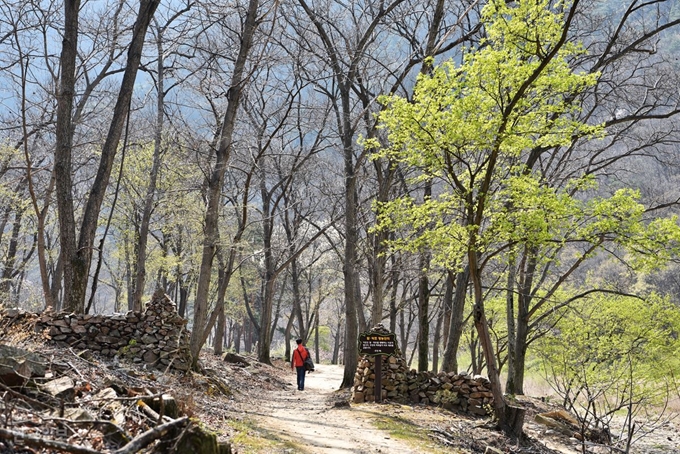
[{"xmin": 245, "ymin": 364, "xmax": 421, "ymax": 453}]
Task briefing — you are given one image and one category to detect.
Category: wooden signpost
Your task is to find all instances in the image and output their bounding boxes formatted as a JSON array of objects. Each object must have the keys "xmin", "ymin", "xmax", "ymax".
[{"xmin": 358, "ymin": 331, "xmax": 397, "ymax": 403}]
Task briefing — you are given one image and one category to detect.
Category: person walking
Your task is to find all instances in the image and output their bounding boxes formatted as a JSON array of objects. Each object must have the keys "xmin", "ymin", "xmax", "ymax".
[{"xmin": 291, "ymin": 338, "xmax": 309, "ymax": 391}]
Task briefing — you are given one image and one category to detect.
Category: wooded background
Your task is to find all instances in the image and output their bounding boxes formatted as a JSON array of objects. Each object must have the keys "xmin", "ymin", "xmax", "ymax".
[{"xmin": 1, "ymin": 0, "xmax": 680, "ymax": 436}]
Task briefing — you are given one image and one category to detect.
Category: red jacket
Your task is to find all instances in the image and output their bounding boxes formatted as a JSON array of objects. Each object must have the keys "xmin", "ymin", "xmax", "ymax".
[{"xmin": 292, "ymin": 344, "xmax": 308, "ymax": 368}]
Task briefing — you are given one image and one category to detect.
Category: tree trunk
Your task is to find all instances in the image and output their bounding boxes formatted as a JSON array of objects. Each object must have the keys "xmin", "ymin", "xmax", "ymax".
[
  {"xmin": 132, "ymin": 21, "xmax": 166, "ymax": 312},
  {"xmin": 336, "ymin": 80, "xmax": 360, "ymax": 387},
  {"xmin": 314, "ymin": 304, "xmax": 320, "ymax": 362},
  {"xmin": 50, "ymin": 253, "xmax": 63, "ymax": 311},
  {"xmin": 340, "ymin": 124, "xmax": 359, "ymax": 387},
  {"xmin": 178, "ymin": 282, "xmax": 188, "ymax": 318},
  {"xmin": 233, "ymin": 322, "xmax": 242, "ymax": 354},
  {"xmin": 257, "ymin": 171, "xmax": 276, "ymax": 364},
  {"xmin": 506, "ymin": 248, "xmax": 537, "ymax": 395},
  {"xmin": 432, "ymin": 298, "xmax": 444, "ymax": 373},
  {"xmin": 441, "ymin": 266, "xmax": 469, "ymax": 373},
  {"xmin": 470, "ymin": 249, "xmax": 523, "ymax": 437},
  {"xmin": 213, "ymin": 268, "xmax": 227, "ymax": 356},
  {"xmin": 417, "ymin": 251, "xmax": 430, "ymax": 372},
  {"xmin": 54, "ymin": 0, "xmax": 80, "ymax": 313},
  {"xmin": 388, "ymin": 254, "xmax": 400, "ymax": 333},
  {"xmin": 332, "ymin": 315, "xmax": 342, "ymax": 365},
  {"xmin": 189, "ymin": 0, "xmax": 259, "ymax": 369},
  {"xmin": 291, "ymin": 258, "xmax": 306, "ymax": 341},
  {"xmin": 0, "ymin": 208, "xmax": 23, "ymax": 298},
  {"xmin": 243, "ymin": 317, "xmax": 252, "ymax": 353},
  {"xmin": 437, "ymin": 271, "xmax": 454, "ymax": 371},
  {"xmin": 283, "ymin": 308, "xmax": 295, "ymax": 362},
  {"xmin": 18, "ymin": 43, "xmax": 56, "ymax": 309},
  {"xmin": 69, "ymin": 0, "xmax": 160, "ymax": 313},
  {"xmin": 368, "ymin": 160, "xmax": 392, "ymax": 327},
  {"xmin": 505, "ymin": 250, "xmax": 518, "ymax": 394}
]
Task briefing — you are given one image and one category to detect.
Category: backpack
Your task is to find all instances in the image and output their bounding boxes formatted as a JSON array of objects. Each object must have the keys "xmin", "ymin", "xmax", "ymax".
[{"xmin": 297, "ymin": 347, "xmax": 314, "ymax": 372}]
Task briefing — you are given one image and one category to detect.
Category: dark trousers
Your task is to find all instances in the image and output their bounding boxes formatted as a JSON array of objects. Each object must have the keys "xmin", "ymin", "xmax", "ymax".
[{"xmin": 296, "ymin": 366, "xmax": 306, "ymax": 390}]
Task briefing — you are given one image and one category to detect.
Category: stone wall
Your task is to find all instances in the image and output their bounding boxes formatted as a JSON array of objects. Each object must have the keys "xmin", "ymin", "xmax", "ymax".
[
  {"xmin": 2, "ymin": 289, "xmax": 192, "ymax": 372},
  {"xmin": 352, "ymin": 327, "xmax": 493, "ymax": 416}
]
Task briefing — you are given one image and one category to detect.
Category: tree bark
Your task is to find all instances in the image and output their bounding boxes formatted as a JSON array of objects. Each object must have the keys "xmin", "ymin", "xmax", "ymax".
[
  {"xmin": 257, "ymin": 171, "xmax": 276, "ymax": 364},
  {"xmin": 132, "ymin": 20, "xmax": 167, "ymax": 312},
  {"xmin": 432, "ymin": 294, "xmax": 445, "ymax": 373},
  {"xmin": 340, "ymin": 105, "xmax": 359, "ymax": 387},
  {"xmin": 54, "ymin": 0, "xmax": 80, "ymax": 313},
  {"xmin": 469, "ymin": 251, "xmax": 507, "ymax": 427},
  {"xmin": 63, "ymin": 0, "xmax": 160, "ymax": 313},
  {"xmin": 506, "ymin": 248, "xmax": 537, "ymax": 395},
  {"xmin": 505, "ymin": 249, "xmax": 518, "ymax": 393},
  {"xmin": 213, "ymin": 267, "xmax": 227, "ymax": 356},
  {"xmin": 189, "ymin": 0, "xmax": 260, "ymax": 368},
  {"xmin": 417, "ymin": 251, "xmax": 430, "ymax": 372},
  {"xmin": 441, "ymin": 266, "xmax": 469, "ymax": 373}
]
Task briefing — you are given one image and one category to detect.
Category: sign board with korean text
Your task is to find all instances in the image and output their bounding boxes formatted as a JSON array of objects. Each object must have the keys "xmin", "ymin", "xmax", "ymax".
[{"xmin": 358, "ymin": 331, "xmax": 397, "ymax": 356}]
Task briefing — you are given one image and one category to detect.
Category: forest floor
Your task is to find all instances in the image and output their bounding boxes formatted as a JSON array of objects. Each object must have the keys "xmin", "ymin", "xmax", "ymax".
[
  {"xmin": 216, "ymin": 358, "xmax": 680, "ymax": 454},
  {"xmin": 1, "ymin": 325, "xmax": 679, "ymax": 453}
]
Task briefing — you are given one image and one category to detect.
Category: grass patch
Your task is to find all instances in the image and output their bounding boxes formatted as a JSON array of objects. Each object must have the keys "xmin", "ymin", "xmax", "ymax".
[
  {"xmin": 226, "ymin": 418, "xmax": 304, "ymax": 453},
  {"xmin": 371, "ymin": 413, "xmax": 451, "ymax": 453}
]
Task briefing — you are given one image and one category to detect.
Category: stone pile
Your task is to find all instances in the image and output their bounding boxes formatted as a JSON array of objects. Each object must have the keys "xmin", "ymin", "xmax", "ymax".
[
  {"xmin": 3, "ymin": 289, "xmax": 192, "ymax": 372},
  {"xmin": 352, "ymin": 327, "xmax": 493, "ymax": 416}
]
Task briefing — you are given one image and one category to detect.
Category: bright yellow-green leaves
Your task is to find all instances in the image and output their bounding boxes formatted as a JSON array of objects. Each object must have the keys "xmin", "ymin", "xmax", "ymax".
[
  {"xmin": 537, "ymin": 293, "xmax": 680, "ymax": 406},
  {"xmin": 371, "ymin": 0, "xmax": 604, "ymax": 267},
  {"xmin": 370, "ymin": 0, "xmax": 680, "ymax": 275},
  {"xmin": 373, "ymin": 0, "xmax": 601, "ymax": 182}
]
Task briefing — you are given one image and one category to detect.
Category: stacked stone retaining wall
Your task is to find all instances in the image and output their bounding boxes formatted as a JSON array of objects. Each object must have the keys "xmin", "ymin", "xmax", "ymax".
[
  {"xmin": 352, "ymin": 325, "xmax": 493, "ymax": 417},
  {"xmin": 1, "ymin": 289, "xmax": 191, "ymax": 372},
  {"xmin": 353, "ymin": 354, "xmax": 494, "ymax": 416}
]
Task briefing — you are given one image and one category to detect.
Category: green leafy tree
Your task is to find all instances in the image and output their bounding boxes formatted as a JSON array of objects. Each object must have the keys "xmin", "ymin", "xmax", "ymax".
[
  {"xmin": 495, "ymin": 179, "xmax": 680, "ymax": 396},
  {"xmin": 537, "ymin": 293, "xmax": 680, "ymax": 452},
  {"xmin": 371, "ymin": 0, "xmax": 602, "ymax": 434}
]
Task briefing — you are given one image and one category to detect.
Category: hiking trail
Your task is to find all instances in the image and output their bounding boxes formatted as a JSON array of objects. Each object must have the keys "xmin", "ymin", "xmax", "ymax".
[{"xmin": 245, "ymin": 363, "xmax": 422, "ymax": 453}]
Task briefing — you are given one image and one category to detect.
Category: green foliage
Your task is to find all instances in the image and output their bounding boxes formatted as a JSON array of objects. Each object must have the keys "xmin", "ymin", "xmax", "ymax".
[
  {"xmin": 537, "ymin": 293, "xmax": 680, "ymax": 417},
  {"xmin": 369, "ymin": 0, "xmax": 680, "ymax": 277},
  {"xmin": 313, "ymin": 325, "xmax": 332, "ymax": 353},
  {"xmin": 432, "ymin": 389, "xmax": 458, "ymax": 405},
  {"xmin": 370, "ymin": 0, "xmax": 603, "ymax": 271}
]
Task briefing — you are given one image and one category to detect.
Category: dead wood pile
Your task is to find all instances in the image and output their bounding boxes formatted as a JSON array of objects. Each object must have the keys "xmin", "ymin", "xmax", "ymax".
[{"xmin": 0, "ymin": 341, "xmax": 232, "ymax": 453}]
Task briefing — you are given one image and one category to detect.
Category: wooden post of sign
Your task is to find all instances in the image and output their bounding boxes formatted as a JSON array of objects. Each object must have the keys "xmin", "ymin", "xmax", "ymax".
[{"xmin": 375, "ymin": 355, "xmax": 382, "ymax": 403}]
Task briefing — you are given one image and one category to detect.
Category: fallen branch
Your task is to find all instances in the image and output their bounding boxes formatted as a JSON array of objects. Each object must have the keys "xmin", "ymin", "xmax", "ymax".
[
  {"xmin": 46, "ymin": 417, "xmax": 131, "ymax": 443},
  {"xmin": 114, "ymin": 416, "xmax": 189, "ymax": 454},
  {"xmin": 79, "ymin": 391, "xmax": 165, "ymax": 404},
  {"xmin": 428, "ymin": 431, "xmax": 457, "ymax": 447},
  {"xmin": 137, "ymin": 399, "xmax": 173, "ymax": 424},
  {"xmin": 0, "ymin": 427, "xmax": 101, "ymax": 454},
  {"xmin": 0, "ymin": 381, "xmax": 54, "ymax": 410},
  {"xmin": 67, "ymin": 361, "xmax": 87, "ymax": 382}
]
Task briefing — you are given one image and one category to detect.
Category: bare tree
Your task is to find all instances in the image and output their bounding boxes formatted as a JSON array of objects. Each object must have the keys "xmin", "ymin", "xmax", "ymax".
[
  {"xmin": 131, "ymin": 2, "xmax": 194, "ymax": 312},
  {"xmin": 55, "ymin": 0, "xmax": 160, "ymax": 313},
  {"xmin": 189, "ymin": 0, "xmax": 261, "ymax": 368}
]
